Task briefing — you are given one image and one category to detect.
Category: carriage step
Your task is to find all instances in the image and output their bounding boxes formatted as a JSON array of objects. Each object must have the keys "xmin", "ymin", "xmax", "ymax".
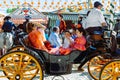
[{"xmin": 72, "ymin": 64, "xmax": 79, "ymax": 71}]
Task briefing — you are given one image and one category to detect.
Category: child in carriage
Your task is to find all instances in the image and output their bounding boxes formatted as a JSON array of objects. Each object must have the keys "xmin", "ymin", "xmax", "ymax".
[
  {"xmin": 27, "ymin": 22, "xmax": 86, "ymax": 55},
  {"xmin": 60, "ymin": 27, "xmax": 86, "ymax": 55},
  {"xmin": 72, "ymin": 27, "xmax": 86, "ymax": 51},
  {"xmin": 59, "ymin": 31, "xmax": 74, "ymax": 55}
]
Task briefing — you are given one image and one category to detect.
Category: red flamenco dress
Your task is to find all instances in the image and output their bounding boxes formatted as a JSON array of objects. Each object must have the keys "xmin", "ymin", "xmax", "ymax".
[
  {"xmin": 60, "ymin": 36, "xmax": 86, "ymax": 55},
  {"xmin": 59, "ymin": 20, "xmax": 66, "ymax": 33},
  {"xmin": 73, "ymin": 36, "xmax": 86, "ymax": 51}
]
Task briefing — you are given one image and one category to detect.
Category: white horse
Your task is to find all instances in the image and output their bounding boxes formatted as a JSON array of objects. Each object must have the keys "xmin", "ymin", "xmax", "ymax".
[{"xmin": 0, "ymin": 32, "xmax": 13, "ymax": 56}]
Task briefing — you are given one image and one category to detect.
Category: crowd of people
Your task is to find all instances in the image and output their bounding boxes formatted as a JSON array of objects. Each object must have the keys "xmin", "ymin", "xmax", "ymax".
[
  {"xmin": 27, "ymin": 22, "xmax": 86, "ymax": 55},
  {"xmin": 1, "ymin": 1, "xmax": 120, "ymax": 56}
]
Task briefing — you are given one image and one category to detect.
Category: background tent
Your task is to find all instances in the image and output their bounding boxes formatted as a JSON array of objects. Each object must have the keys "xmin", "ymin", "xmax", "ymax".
[{"xmin": 9, "ymin": 3, "xmax": 48, "ymax": 25}]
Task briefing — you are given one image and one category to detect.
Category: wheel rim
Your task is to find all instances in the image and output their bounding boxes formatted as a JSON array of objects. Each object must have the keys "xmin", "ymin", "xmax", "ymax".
[
  {"xmin": 88, "ymin": 55, "xmax": 111, "ymax": 80},
  {"xmin": 100, "ymin": 60, "xmax": 120, "ymax": 80},
  {"xmin": 8, "ymin": 46, "xmax": 26, "ymax": 52},
  {"xmin": 0, "ymin": 51, "xmax": 43, "ymax": 80}
]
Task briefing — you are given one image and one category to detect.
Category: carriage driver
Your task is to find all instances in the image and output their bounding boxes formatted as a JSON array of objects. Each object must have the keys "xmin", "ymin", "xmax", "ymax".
[
  {"xmin": 85, "ymin": 1, "xmax": 107, "ymax": 35},
  {"xmin": 85, "ymin": 1, "xmax": 117, "ymax": 53}
]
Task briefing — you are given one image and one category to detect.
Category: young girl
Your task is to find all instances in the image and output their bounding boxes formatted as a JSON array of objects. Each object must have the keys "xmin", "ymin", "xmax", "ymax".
[
  {"xmin": 62, "ymin": 31, "xmax": 74, "ymax": 48},
  {"xmin": 59, "ymin": 31, "xmax": 74, "ymax": 55},
  {"xmin": 73, "ymin": 27, "xmax": 86, "ymax": 51},
  {"xmin": 60, "ymin": 27, "xmax": 86, "ymax": 55}
]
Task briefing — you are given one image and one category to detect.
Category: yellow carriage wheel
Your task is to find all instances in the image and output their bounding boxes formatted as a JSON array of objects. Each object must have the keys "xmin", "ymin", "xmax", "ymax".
[
  {"xmin": 0, "ymin": 51, "xmax": 43, "ymax": 80},
  {"xmin": 99, "ymin": 60, "xmax": 120, "ymax": 80},
  {"xmin": 88, "ymin": 55, "xmax": 111, "ymax": 80},
  {"xmin": 7, "ymin": 45, "xmax": 26, "ymax": 52}
]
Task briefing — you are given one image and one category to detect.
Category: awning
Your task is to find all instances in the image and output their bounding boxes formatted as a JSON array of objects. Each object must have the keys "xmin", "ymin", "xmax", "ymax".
[
  {"xmin": 47, "ymin": 13, "xmax": 79, "ymax": 27},
  {"xmin": 48, "ymin": 13, "xmax": 79, "ymax": 21}
]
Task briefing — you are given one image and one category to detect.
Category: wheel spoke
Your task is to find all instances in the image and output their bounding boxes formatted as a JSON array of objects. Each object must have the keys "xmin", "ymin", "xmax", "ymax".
[
  {"xmin": 0, "ymin": 51, "xmax": 43, "ymax": 80},
  {"xmin": 0, "ymin": 61, "xmax": 15, "ymax": 77},
  {"xmin": 12, "ymin": 55, "xmax": 18, "ymax": 71},
  {"xmin": 22, "ymin": 57, "xmax": 32, "ymax": 70},
  {"xmin": 100, "ymin": 60, "xmax": 120, "ymax": 80},
  {"xmin": 18, "ymin": 54, "xmax": 23, "ymax": 70},
  {"xmin": 88, "ymin": 55, "xmax": 105, "ymax": 80},
  {"xmin": 24, "ymin": 66, "xmax": 38, "ymax": 71},
  {"xmin": 0, "ymin": 73, "xmax": 14, "ymax": 78},
  {"xmin": 23, "ymin": 66, "xmax": 39, "ymax": 79},
  {"xmin": 5, "ymin": 62, "xmax": 15, "ymax": 73}
]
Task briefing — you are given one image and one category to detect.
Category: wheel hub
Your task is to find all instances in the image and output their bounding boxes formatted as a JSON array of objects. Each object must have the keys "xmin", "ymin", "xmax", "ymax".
[{"xmin": 15, "ymin": 74, "xmax": 20, "ymax": 80}]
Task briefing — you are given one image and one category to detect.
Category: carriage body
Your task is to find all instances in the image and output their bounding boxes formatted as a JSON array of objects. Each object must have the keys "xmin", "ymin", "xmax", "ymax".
[
  {"xmin": 0, "ymin": 31, "xmax": 103, "ymax": 80},
  {"xmin": 0, "ymin": 29, "xmax": 119, "ymax": 80},
  {"xmin": 23, "ymin": 44, "xmax": 96, "ymax": 75}
]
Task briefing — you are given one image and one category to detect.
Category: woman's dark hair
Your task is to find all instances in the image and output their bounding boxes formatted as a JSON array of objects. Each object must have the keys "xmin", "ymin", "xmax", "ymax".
[
  {"xmin": 64, "ymin": 30, "xmax": 71, "ymax": 35},
  {"xmin": 94, "ymin": 1, "xmax": 103, "ymax": 8},
  {"xmin": 53, "ymin": 27, "xmax": 58, "ymax": 32},
  {"xmin": 4, "ymin": 16, "xmax": 11, "ymax": 20},
  {"xmin": 58, "ymin": 14, "xmax": 63, "ymax": 18},
  {"xmin": 117, "ymin": 19, "xmax": 120, "ymax": 22},
  {"xmin": 76, "ymin": 27, "xmax": 86, "ymax": 36},
  {"xmin": 26, "ymin": 22, "xmax": 35, "ymax": 33},
  {"xmin": 17, "ymin": 24, "xmax": 23, "ymax": 29}
]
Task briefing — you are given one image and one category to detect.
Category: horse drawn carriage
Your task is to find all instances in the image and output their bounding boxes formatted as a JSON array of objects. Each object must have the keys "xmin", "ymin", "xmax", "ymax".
[{"xmin": 0, "ymin": 28, "xmax": 120, "ymax": 80}]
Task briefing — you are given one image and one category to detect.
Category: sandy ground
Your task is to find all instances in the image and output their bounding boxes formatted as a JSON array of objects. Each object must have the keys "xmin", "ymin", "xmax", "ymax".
[{"xmin": 0, "ymin": 64, "xmax": 93, "ymax": 80}]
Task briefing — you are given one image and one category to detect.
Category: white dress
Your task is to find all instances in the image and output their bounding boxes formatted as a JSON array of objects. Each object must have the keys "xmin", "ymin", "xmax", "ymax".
[{"xmin": 62, "ymin": 37, "xmax": 74, "ymax": 48}]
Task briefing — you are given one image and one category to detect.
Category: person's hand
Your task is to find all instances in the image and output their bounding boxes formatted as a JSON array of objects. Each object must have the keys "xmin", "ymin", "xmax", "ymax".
[
  {"xmin": 0, "ymin": 28, "xmax": 3, "ymax": 32},
  {"xmin": 102, "ymin": 22, "xmax": 107, "ymax": 27}
]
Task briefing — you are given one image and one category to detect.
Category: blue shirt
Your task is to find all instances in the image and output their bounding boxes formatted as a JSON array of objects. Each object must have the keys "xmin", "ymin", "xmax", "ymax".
[
  {"xmin": 71, "ymin": 34, "xmax": 77, "ymax": 39},
  {"xmin": 45, "ymin": 33, "xmax": 49, "ymax": 40},
  {"xmin": 55, "ymin": 20, "xmax": 60, "ymax": 27},
  {"xmin": 48, "ymin": 32, "xmax": 62, "ymax": 48},
  {"xmin": 2, "ymin": 20, "xmax": 16, "ymax": 32}
]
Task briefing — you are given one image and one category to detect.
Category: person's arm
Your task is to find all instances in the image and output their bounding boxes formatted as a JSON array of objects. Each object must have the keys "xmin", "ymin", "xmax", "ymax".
[
  {"xmin": 2, "ymin": 24, "xmax": 5, "ymax": 30},
  {"xmin": 82, "ymin": 18, "xmax": 87, "ymax": 29},
  {"xmin": 101, "ymin": 23, "xmax": 107, "ymax": 27},
  {"xmin": 54, "ymin": 34, "xmax": 62, "ymax": 47},
  {"xmin": 12, "ymin": 22, "xmax": 17, "ymax": 30},
  {"xmin": 38, "ymin": 32, "xmax": 48, "ymax": 52},
  {"xmin": 98, "ymin": 12, "xmax": 107, "ymax": 27},
  {"xmin": 63, "ymin": 20, "xmax": 66, "ymax": 28},
  {"xmin": 67, "ymin": 37, "xmax": 74, "ymax": 44}
]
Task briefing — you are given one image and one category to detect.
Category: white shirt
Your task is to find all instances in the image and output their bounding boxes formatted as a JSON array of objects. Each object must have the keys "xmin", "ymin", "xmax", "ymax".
[
  {"xmin": 82, "ymin": 18, "xmax": 87, "ymax": 29},
  {"xmin": 62, "ymin": 37, "xmax": 74, "ymax": 48},
  {"xmin": 85, "ymin": 8, "xmax": 106, "ymax": 29},
  {"xmin": 48, "ymin": 32, "xmax": 62, "ymax": 48}
]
